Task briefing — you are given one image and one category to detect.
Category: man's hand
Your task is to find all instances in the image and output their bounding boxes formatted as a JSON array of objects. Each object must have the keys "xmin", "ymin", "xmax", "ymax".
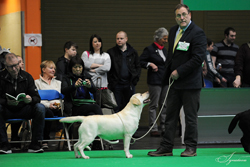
[
  {"xmin": 171, "ymin": 70, "xmax": 179, "ymax": 80},
  {"xmin": 23, "ymin": 95, "xmax": 32, "ymax": 104},
  {"xmin": 233, "ymin": 75, "xmax": 241, "ymax": 88},
  {"xmin": 214, "ymin": 77, "xmax": 220, "ymax": 84},
  {"xmin": 221, "ymin": 77, "xmax": 227, "ymax": 83},
  {"xmin": 7, "ymin": 99, "xmax": 19, "ymax": 106}
]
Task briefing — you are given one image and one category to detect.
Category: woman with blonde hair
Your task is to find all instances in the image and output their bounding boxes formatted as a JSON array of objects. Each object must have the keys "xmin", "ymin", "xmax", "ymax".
[{"xmin": 35, "ymin": 60, "xmax": 63, "ymax": 149}]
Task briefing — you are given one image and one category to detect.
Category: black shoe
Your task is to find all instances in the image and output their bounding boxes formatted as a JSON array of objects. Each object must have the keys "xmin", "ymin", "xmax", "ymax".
[
  {"xmin": 11, "ymin": 142, "xmax": 21, "ymax": 150},
  {"xmin": 180, "ymin": 148, "xmax": 197, "ymax": 157},
  {"xmin": 0, "ymin": 142, "xmax": 12, "ymax": 154},
  {"xmin": 28, "ymin": 142, "xmax": 44, "ymax": 153},
  {"xmin": 148, "ymin": 147, "xmax": 173, "ymax": 156},
  {"xmin": 42, "ymin": 142, "xmax": 49, "ymax": 149}
]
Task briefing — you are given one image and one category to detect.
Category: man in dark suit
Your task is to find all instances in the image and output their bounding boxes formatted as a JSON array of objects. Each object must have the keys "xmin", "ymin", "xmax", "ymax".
[{"xmin": 148, "ymin": 4, "xmax": 206, "ymax": 157}]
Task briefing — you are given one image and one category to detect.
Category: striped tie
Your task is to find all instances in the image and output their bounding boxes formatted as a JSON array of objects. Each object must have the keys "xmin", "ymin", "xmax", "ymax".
[{"xmin": 173, "ymin": 29, "xmax": 183, "ymax": 53}]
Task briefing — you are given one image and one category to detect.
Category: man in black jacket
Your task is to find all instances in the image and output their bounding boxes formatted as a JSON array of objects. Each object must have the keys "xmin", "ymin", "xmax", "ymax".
[
  {"xmin": 107, "ymin": 31, "xmax": 141, "ymax": 113},
  {"xmin": 0, "ymin": 53, "xmax": 46, "ymax": 154},
  {"xmin": 148, "ymin": 4, "xmax": 206, "ymax": 157},
  {"xmin": 56, "ymin": 41, "xmax": 78, "ymax": 81}
]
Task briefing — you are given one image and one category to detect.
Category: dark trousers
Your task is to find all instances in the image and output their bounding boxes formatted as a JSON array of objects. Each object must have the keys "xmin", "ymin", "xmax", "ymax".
[
  {"xmin": 0, "ymin": 103, "xmax": 45, "ymax": 143},
  {"xmin": 44, "ymin": 108, "xmax": 62, "ymax": 140},
  {"xmin": 160, "ymin": 88, "xmax": 201, "ymax": 150},
  {"xmin": 113, "ymin": 84, "xmax": 135, "ymax": 113}
]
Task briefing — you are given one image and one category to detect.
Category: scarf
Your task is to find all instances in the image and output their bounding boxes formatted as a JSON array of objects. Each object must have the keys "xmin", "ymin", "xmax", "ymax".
[{"xmin": 154, "ymin": 42, "xmax": 164, "ymax": 50}]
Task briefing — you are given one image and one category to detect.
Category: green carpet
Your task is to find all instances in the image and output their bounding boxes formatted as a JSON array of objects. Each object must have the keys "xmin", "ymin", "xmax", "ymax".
[{"xmin": 1, "ymin": 148, "xmax": 249, "ymax": 167}]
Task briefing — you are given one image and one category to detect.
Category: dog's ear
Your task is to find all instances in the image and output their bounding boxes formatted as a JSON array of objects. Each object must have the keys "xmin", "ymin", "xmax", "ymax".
[
  {"xmin": 228, "ymin": 113, "xmax": 241, "ymax": 134},
  {"xmin": 131, "ymin": 97, "xmax": 141, "ymax": 106}
]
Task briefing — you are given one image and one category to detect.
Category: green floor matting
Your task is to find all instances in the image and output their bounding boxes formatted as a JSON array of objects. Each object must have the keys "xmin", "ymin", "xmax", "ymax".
[{"xmin": 1, "ymin": 148, "xmax": 250, "ymax": 167}]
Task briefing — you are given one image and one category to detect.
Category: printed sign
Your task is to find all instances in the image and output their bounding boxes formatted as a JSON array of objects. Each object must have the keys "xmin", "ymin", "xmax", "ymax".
[{"xmin": 24, "ymin": 34, "xmax": 42, "ymax": 46}]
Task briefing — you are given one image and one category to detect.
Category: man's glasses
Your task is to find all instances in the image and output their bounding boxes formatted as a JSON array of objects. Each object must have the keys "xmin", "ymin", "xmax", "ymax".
[
  {"xmin": 6, "ymin": 63, "xmax": 19, "ymax": 69},
  {"xmin": 176, "ymin": 12, "xmax": 189, "ymax": 19}
]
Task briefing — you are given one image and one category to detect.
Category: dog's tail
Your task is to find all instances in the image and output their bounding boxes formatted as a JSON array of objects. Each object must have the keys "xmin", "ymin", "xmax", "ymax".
[
  {"xmin": 228, "ymin": 113, "xmax": 241, "ymax": 134},
  {"xmin": 59, "ymin": 116, "xmax": 84, "ymax": 123},
  {"xmin": 103, "ymin": 140, "xmax": 119, "ymax": 144}
]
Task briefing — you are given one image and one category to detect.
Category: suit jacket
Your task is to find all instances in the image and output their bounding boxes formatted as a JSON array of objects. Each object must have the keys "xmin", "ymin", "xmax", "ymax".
[
  {"xmin": 140, "ymin": 43, "xmax": 167, "ymax": 85},
  {"xmin": 162, "ymin": 22, "xmax": 206, "ymax": 89}
]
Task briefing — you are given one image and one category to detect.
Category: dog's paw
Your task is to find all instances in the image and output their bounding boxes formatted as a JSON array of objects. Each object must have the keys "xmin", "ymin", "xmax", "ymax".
[
  {"xmin": 75, "ymin": 155, "xmax": 81, "ymax": 158},
  {"xmin": 83, "ymin": 156, "xmax": 90, "ymax": 159},
  {"xmin": 126, "ymin": 154, "xmax": 133, "ymax": 158}
]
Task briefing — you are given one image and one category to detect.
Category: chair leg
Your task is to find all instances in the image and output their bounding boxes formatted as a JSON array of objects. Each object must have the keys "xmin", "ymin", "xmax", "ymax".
[
  {"xmin": 100, "ymin": 138, "xmax": 104, "ymax": 150},
  {"xmin": 63, "ymin": 123, "xmax": 71, "ymax": 151}
]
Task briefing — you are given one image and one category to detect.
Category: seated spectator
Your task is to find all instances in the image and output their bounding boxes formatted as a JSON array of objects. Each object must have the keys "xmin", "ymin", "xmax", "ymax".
[
  {"xmin": 0, "ymin": 46, "xmax": 11, "ymax": 71},
  {"xmin": 17, "ymin": 55, "xmax": 24, "ymax": 70},
  {"xmin": 233, "ymin": 42, "xmax": 250, "ymax": 88},
  {"xmin": 81, "ymin": 34, "xmax": 111, "ymax": 88},
  {"xmin": 140, "ymin": 27, "xmax": 169, "ymax": 137},
  {"xmin": 0, "ymin": 53, "xmax": 45, "ymax": 154},
  {"xmin": 203, "ymin": 38, "xmax": 227, "ymax": 88},
  {"xmin": 10, "ymin": 55, "xmax": 26, "ymax": 150},
  {"xmin": 61, "ymin": 56, "xmax": 103, "ymax": 117},
  {"xmin": 61, "ymin": 56, "xmax": 103, "ymax": 149},
  {"xmin": 35, "ymin": 60, "xmax": 63, "ymax": 149}
]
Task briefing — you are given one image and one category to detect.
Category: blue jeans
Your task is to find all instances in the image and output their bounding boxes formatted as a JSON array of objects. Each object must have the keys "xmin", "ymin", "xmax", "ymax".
[
  {"xmin": 113, "ymin": 84, "xmax": 135, "ymax": 113},
  {"xmin": 0, "ymin": 103, "xmax": 45, "ymax": 143}
]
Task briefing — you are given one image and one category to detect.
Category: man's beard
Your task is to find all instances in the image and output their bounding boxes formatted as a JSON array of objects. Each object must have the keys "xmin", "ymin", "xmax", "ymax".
[
  {"xmin": 228, "ymin": 39, "xmax": 234, "ymax": 44},
  {"xmin": 117, "ymin": 44, "xmax": 123, "ymax": 49}
]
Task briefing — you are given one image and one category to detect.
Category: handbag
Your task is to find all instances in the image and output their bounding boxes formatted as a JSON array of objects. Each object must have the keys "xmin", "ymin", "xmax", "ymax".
[{"xmin": 96, "ymin": 87, "xmax": 118, "ymax": 109}]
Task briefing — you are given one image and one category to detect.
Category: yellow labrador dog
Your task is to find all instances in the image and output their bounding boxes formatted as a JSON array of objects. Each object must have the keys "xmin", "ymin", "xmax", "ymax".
[{"xmin": 60, "ymin": 92, "xmax": 150, "ymax": 159}]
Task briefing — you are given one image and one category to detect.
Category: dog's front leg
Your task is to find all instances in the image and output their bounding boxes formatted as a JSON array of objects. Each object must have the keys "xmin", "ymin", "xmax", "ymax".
[{"xmin": 123, "ymin": 135, "xmax": 133, "ymax": 158}]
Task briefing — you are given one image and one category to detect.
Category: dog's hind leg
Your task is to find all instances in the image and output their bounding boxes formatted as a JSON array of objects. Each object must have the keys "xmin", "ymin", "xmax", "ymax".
[
  {"xmin": 74, "ymin": 140, "xmax": 91, "ymax": 158},
  {"xmin": 74, "ymin": 141, "xmax": 81, "ymax": 158},
  {"xmin": 78, "ymin": 142, "xmax": 92, "ymax": 159},
  {"xmin": 123, "ymin": 135, "xmax": 133, "ymax": 158}
]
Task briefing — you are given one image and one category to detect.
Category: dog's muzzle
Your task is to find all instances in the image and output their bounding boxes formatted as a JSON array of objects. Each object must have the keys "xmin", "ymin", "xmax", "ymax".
[{"xmin": 143, "ymin": 99, "xmax": 150, "ymax": 104}]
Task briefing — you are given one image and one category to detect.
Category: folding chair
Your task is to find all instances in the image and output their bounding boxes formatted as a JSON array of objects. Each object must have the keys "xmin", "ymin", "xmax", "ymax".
[
  {"xmin": 6, "ymin": 119, "xmax": 31, "ymax": 150},
  {"xmin": 38, "ymin": 89, "xmax": 71, "ymax": 151}
]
